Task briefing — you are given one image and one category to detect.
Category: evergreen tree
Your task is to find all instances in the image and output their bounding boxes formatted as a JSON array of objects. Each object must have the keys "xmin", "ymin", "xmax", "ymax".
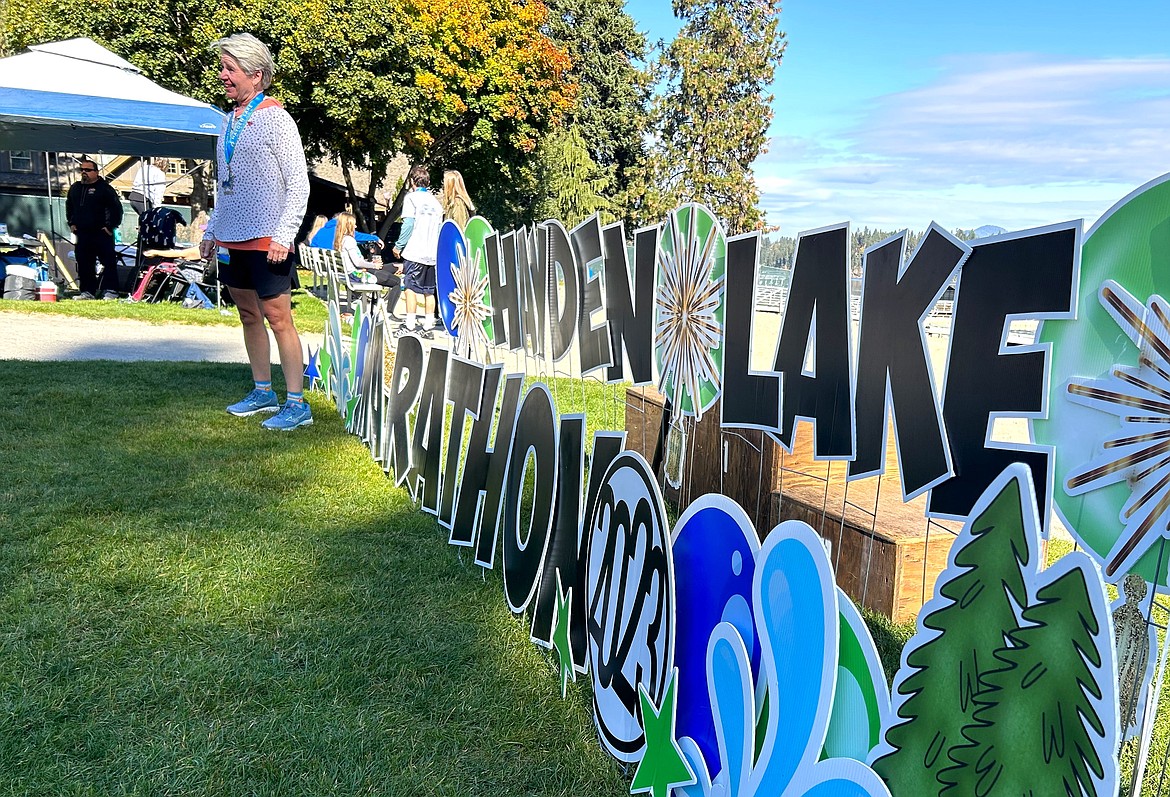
[
  {"xmin": 630, "ymin": 0, "xmax": 785, "ymax": 235},
  {"xmin": 760, "ymin": 234, "xmax": 795, "ymax": 269},
  {"xmin": 873, "ymin": 477, "xmax": 1033, "ymax": 795},
  {"xmin": 943, "ymin": 560, "xmax": 1116, "ymax": 797},
  {"xmin": 531, "ymin": 126, "xmax": 613, "ymax": 227},
  {"xmin": 542, "ymin": 0, "xmax": 649, "ymax": 210}
]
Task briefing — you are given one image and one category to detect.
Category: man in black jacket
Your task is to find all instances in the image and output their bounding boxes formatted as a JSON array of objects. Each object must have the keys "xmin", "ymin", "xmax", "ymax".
[{"xmin": 66, "ymin": 159, "xmax": 124, "ymax": 299}]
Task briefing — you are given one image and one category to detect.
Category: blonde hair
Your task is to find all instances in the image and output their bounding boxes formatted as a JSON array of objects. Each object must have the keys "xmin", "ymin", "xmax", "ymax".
[
  {"xmin": 442, "ymin": 171, "xmax": 472, "ymax": 208},
  {"xmin": 307, "ymin": 214, "xmax": 327, "ymax": 241},
  {"xmin": 442, "ymin": 170, "xmax": 475, "ymax": 226},
  {"xmin": 333, "ymin": 212, "xmax": 357, "ymax": 251},
  {"xmin": 210, "ymin": 33, "xmax": 276, "ymax": 91}
]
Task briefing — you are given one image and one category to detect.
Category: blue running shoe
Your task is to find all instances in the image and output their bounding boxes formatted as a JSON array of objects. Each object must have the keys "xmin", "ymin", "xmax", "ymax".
[
  {"xmin": 261, "ymin": 400, "xmax": 314, "ymax": 431},
  {"xmin": 226, "ymin": 388, "xmax": 279, "ymax": 417}
]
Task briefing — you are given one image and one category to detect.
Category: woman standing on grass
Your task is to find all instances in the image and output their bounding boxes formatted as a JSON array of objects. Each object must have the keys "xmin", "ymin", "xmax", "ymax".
[
  {"xmin": 441, "ymin": 170, "xmax": 475, "ymax": 229},
  {"xmin": 199, "ymin": 33, "xmax": 312, "ymax": 431}
]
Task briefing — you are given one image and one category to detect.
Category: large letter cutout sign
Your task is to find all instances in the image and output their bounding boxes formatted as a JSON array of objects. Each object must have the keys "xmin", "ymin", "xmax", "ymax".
[
  {"xmin": 310, "ymin": 186, "xmax": 1150, "ymax": 797},
  {"xmin": 586, "ymin": 450, "xmax": 676, "ymax": 762},
  {"xmin": 928, "ymin": 223, "xmax": 1079, "ymax": 531},
  {"xmin": 721, "ymin": 233, "xmax": 782, "ymax": 433},
  {"xmin": 773, "ymin": 223, "xmax": 854, "ymax": 456},
  {"xmin": 502, "ymin": 384, "xmax": 559, "ymax": 615},
  {"xmin": 849, "ymin": 225, "xmax": 967, "ymax": 498}
]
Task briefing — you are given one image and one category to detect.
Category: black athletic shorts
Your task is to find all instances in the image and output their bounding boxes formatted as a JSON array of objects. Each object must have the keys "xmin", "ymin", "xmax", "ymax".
[
  {"xmin": 402, "ymin": 260, "xmax": 436, "ymax": 296},
  {"xmin": 220, "ymin": 247, "xmax": 293, "ymax": 299}
]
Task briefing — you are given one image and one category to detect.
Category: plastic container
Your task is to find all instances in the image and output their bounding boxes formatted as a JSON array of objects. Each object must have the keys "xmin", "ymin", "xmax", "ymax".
[
  {"xmin": 4, "ymin": 264, "xmax": 37, "ymax": 280},
  {"xmin": 37, "ymin": 281, "xmax": 58, "ymax": 302},
  {"xmin": 3, "ymin": 274, "xmax": 36, "ymax": 300}
]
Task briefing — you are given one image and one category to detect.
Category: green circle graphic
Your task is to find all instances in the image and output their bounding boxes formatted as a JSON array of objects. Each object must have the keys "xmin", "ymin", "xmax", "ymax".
[
  {"xmin": 1034, "ymin": 173, "xmax": 1170, "ymax": 585},
  {"xmin": 463, "ymin": 216, "xmax": 495, "ymax": 342},
  {"xmin": 654, "ymin": 203, "xmax": 727, "ymax": 418}
]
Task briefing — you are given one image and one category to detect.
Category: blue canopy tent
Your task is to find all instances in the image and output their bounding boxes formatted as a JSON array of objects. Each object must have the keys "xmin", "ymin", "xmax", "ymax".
[
  {"xmin": 0, "ymin": 38, "xmax": 223, "ymax": 159},
  {"xmin": 0, "ymin": 38, "xmax": 224, "ymax": 291}
]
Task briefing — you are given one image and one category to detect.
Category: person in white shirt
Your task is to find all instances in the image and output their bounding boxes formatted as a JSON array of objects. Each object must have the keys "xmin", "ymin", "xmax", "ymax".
[
  {"xmin": 129, "ymin": 158, "xmax": 167, "ymax": 214},
  {"xmin": 392, "ymin": 165, "xmax": 444, "ymax": 340},
  {"xmin": 198, "ymin": 33, "xmax": 313, "ymax": 431}
]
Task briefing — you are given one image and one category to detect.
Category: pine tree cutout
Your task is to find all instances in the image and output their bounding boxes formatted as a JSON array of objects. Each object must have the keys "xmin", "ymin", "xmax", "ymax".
[
  {"xmin": 872, "ymin": 471, "xmax": 1035, "ymax": 794},
  {"xmin": 944, "ymin": 555, "xmax": 1117, "ymax": 796}
]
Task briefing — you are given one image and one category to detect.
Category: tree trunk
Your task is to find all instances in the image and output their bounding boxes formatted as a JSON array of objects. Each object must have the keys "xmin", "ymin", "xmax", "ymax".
[
  {"xmin": 376, "ymin": 163, "xmax": 411, "ymax": 242},
  {"xmin": 340, "ymin": 162, "xmax": 369, "ymax": 232},
  {"xmin": 366, "ymin": 153, "xmax": 388, "ymax": 233}
]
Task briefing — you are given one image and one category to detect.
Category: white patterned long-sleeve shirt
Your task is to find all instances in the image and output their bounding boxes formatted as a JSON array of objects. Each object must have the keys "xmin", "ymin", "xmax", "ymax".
[{"xmin": 203, "ymin": 100, "xmax": 309, "ymax": 248}]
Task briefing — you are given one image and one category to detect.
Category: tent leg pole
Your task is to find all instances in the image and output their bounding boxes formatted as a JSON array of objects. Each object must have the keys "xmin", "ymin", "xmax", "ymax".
[{"xmin": 45, "ymin": 152, "xmax": 58, "ymax": 282}]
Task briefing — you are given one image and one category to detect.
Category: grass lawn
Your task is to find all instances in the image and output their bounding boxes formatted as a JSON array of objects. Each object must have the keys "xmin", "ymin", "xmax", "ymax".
[
  {"xmin": 0, "ymin": 360, "xmax": 627, "ymax": 796},
  {"xmin": 4, "ymin": 347, "xmax": 1159, "ymax": 794},
  {"xmin": 0, "ymin": 271, "xmax": 330, "ymax": 335}
]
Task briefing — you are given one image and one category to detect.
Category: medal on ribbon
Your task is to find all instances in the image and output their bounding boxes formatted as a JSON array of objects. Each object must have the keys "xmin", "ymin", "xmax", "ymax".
[{"xmin": 221, "ymin": 92, "xmax": 265, "ymax": 194}]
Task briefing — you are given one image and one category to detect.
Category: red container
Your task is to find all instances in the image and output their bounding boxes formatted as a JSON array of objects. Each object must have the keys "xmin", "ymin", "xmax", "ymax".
[{"xmin": 37, "ymin": 281, "xmax": 58, "ymax": 302}]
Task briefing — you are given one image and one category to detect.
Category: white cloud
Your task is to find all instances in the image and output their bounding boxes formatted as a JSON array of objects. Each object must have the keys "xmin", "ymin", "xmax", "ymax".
[{"xmin": 758, "ymin": 54, "xmax": 1170, "ymax": 234}]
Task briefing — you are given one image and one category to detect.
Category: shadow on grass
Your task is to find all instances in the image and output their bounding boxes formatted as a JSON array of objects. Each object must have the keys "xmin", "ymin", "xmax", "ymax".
[{"xmin": 0, "ymin": 360, "xmax": 625, "ymax": 796}]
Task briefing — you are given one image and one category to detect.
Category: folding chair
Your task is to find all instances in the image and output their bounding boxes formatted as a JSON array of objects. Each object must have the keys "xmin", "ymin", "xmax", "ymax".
[
  {"xmin": 129, "ymin": 262, "xmax": 182, "ymax": 302},
  {"xmin": 298, "ymin": 243, "xmax": 319, "ymax": 294},
  {"xmin": 321, "ymin": 248, "xmax": 382, "ymax": 318}
]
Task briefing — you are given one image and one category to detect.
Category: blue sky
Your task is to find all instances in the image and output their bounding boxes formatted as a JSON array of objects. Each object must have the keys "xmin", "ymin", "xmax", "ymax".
[{"xmin": 623, "ymin": 0, "xmax": 1170, "ymax": 235}]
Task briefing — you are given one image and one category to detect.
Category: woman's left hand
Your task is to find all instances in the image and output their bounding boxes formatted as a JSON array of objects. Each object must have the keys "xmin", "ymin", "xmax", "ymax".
[{"xmin": 268, "ymin": 241, "xmax": 290, "ymax": 263}]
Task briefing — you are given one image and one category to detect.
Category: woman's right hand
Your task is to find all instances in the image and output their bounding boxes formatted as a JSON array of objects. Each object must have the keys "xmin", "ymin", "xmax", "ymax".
[{"xmin": 199, "ymin": 239, "xmax": 216, "ymax": 259}]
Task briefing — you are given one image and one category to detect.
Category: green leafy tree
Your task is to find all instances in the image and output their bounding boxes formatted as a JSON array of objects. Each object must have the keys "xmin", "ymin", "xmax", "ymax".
[
  {"xmin": 396, "ymin": 0, "xmax": 575, "ymax": 226},
  {"xmin": 943, "ymin": 561, "xmax": 1115, "ymax": 797},
  {"xmin": 847, "ymin": 227, "xmax": 924, "ymax": 278},
  {"xmin": 266, "ymin": 0, "xmax": 576, "ymax": 230},
  {"xmin": 3, "ymin": 0, "xmax": 575, "ymax": 229},
  {"xmin": 630, "ymin": 0, "xmax": 785, "ymax": 235},
  {"xmin": 872, "ymin": 477, "xmax": 1033, "ymax": 795},
  {"xmin": 2, "ymin": 0, "xmax": 240, "ymax": 98}
]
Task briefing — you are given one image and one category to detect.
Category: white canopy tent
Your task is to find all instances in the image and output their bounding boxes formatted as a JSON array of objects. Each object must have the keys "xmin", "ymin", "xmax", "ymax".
[{"xmin": 0, "ymin": 38, "xmax": 223, "ymax": 159}]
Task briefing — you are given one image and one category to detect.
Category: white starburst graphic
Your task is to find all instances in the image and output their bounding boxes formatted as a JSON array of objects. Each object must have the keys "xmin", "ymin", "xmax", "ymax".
[
  {"xmin": 1065, "ymin": 279, "xmax": 1170, "ymax": 578},
  {"xmin": 655, "ymin": 207, "xmax": 725, "ymax": 423},
  {"xmin": 448, "ymin": 240, "xmax": 492, "ymax": 361}
]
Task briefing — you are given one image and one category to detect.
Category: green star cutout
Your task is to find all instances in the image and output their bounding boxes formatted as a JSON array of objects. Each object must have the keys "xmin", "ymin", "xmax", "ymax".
[
  {"xmin": 346, "ymin": 394, "xmax": 359, "ymax": 427},
  {"xmin": 630, "ymin": 670, "xmax": 694, "ymax": 797},
  {"xmin": 551, "ymin": 570, "xmax": 574, "ymax": 697}
]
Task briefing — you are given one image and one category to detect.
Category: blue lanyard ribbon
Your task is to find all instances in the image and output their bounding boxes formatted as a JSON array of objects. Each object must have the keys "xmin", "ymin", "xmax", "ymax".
[{"xmin": 223, "ymin": 93, "xmax": 265, "ymax": 165}]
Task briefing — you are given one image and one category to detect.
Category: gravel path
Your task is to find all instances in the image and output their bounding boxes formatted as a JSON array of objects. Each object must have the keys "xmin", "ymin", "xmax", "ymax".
[{"xmin": 0, "ymin": 310, "xmax": 324, "ymax": 363}]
